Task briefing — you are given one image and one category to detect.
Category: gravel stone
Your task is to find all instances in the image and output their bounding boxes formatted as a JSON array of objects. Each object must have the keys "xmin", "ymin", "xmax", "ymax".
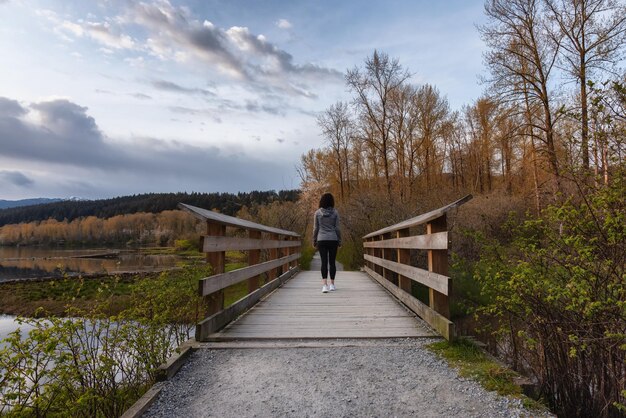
[{"xmin": 143, "ymin": 338, "xmax": 553, "ymax": 418}]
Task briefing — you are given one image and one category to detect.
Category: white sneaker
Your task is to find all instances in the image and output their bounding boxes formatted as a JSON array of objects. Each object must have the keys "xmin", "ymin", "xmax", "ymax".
[
  {"xmin": 322, "ymin": 285, "xmax": 329, "ymax": 293},
  {"xmin": 329, "ymin": 284, "xmax": 336, "ymax": 291}
]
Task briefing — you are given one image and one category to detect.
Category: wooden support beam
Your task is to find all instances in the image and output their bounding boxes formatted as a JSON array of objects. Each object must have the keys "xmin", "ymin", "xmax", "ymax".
[
  {"xmin": 428, "ymin": 215, "xmax": 449, "ymax": 318},
  {"xmin": 248, "ymin": 230, "xmax": 261, "ymax": 293},
  {"xmin": 204, "ymin": 221, "xmax": 225, "ymax": 315},
  {"xmin": 397, "ymin": 228, "xmax": 412, "ymax": 294},
  {"xmin": 267, "ymin": 233, "xmax": 279, "ymax": 281}
]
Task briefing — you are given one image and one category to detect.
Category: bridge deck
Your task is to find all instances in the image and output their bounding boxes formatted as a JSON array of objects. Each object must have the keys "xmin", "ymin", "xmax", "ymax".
[{"xmin": 209, "ymin": 270, "xmax": 436, "ymax": 340}]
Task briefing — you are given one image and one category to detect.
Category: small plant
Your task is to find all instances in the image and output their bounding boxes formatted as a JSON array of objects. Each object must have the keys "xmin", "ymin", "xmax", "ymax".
[
  {"xmin": 0, "ymin": 264, "xmax": 210, "ymax": 416},
  {"xmin": 427, "ymin": 338, "xmax": 548, "ymax": 412}
]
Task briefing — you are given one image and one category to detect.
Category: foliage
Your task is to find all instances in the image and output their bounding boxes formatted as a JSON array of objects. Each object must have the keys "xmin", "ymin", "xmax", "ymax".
[
  {"xmin": 0, "ymin": 264, "xmax": 208, "ymax": 416},
  {"xmin": 336, "ymin": 242, "xmax": 359, "ymax": 271},
  {"xmin": 473, "ymin": 177, "xmax": 626, "ymax": 417},
  {"xmin": 299, "ymin": 245, "xmax": 315, "ymax": 271},
  {"xmin": 0, "ymin": 190, "xmax": 300, "ymax": 228},
  {"xmin": 427, "ymin": 338, "xmax": 549, "ymax": 412}
]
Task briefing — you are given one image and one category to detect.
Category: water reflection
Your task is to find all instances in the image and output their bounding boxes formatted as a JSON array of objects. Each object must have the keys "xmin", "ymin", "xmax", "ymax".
[
  {"xmin": 0, "ymin": 247, "xmax": 181, "ymax": 282},
  {"xmin": 0, "ymin": 315, "xmax": 31, "ymax": 343}
]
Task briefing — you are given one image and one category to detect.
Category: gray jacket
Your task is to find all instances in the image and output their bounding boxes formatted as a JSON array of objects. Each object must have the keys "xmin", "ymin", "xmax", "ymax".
[{"xmin": 313, "ymin": 207, "xmax": 341, "ymax": 245}]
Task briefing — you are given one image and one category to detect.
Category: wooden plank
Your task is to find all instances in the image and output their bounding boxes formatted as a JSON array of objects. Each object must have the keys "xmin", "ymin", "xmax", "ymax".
[
  {"xmin": 120, "ymin": 382, "xmax": 165, "ymax": 418},
  {"xmin": 155, "ymin": 345, "xmax": 193, "ymax": 382},
  {"xmin": 363, "ymin": 194, "xmax": 472, "ymax": 239},
  {"xmin": 200, "ymin": 253, "xmax": 300, "ymax": 296},
  {"xmin": 364, "ymin": 254, "xmax": 450, "ymax": 295},
  {"xmin": 267, "ymin": 233, "xmax": 279, "ymax": 281},
  {"xmin": 208, "ymin": 271, "xmax": 436, "ymax": 340},
  {"xmin": 203, "ymin": 236, "xmax": 300, "ymax": 252},
  {"xmin": 179, "ymin": 203, "xmax": 300, "ymax": 237},
  {"xmin": 428, "ymin": 215, "xmax": 450, "ymax": 318},
  {"xmin": 397, "ymin": 228, "xmax": 412, "ymax": 294},
  {"xmin": 248, "ymin": 230, "xmax": 261, "ymax": 293},
  {"xmin": 363, "ymin": 232, "xmax": 448, "ymax": 250},
  {"xmin": 204, "ymin": 221, "xmax": 225, "ymax": 314},
  {"xmin": 364, "ymin": 266, "xmax": 455, "ymax": 340},
  {"xmin": 196, "ymin": 267, "xmax": 299, "ymax": 341}
]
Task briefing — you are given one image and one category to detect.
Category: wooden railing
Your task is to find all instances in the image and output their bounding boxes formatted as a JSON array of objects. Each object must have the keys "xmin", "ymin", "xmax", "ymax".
[
  {"xmin": 362, "ymin": 195, "xmax": 472, "ymax": 340},
  {"xmin": 179, "ymin": 203, "xmax": 301, "ymax": 342}
]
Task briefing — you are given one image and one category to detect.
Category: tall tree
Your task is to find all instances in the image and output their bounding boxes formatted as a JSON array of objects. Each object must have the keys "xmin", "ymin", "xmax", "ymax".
[
  {"xmin": 317, "ymin": 102, "xmax": 355, "ymax": 200},
  {"xmin": 481, "ymin": 0, "xmax": 563, "ymax": 190},
  {"xmin": 346, "ymin": 51, "xmax": 411, "ymax": 199},
  {"xmin": 545, "ymin": 0, "xmax": 626, "ymax": 170},
  {"xmin": 414, "ymin": 84, "xmax": 451, "ymax": 189}
]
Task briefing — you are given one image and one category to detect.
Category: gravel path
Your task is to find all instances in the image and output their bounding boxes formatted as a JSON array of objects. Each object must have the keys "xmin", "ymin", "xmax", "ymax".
[{"xmin": 143, "ymin": 338, "xmax": 549, "ymax": 418}]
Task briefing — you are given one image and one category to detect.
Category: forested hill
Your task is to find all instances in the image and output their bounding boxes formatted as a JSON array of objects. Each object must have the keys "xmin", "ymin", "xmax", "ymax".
[{"xmin": 0, "ymin": 190, "xmax": 300, "ymax": 227}]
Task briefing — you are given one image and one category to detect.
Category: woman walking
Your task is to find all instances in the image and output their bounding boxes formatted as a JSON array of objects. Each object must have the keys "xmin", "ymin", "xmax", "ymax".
[{"xmin": 313, "ymin": 192, "xmax": 341, "ymax": 293}]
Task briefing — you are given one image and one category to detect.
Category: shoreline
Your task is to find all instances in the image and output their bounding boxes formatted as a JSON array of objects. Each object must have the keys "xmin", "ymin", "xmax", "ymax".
[{"xmin": 0, "ymin": 270, "xmax": 166, "ymax": 317}]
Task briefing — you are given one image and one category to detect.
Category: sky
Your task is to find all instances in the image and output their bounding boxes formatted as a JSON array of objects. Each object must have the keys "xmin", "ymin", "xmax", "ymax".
[{"xmin": 0, "ymin": 0, "xmax": 487, "ymax": 200}]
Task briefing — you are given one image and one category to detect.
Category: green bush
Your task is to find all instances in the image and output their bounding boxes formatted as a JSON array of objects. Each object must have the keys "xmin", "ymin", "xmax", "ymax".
[
  {"xmin": 299, "ymin": 245, "xmax": 315, "ymax": 271},
  {"xmin": 473, "ymin": 178, "xmax": 626, "ymax": 417},
  {"xmin": 0, "ymin": 264, "xmax": 209, "ymax": 417}
]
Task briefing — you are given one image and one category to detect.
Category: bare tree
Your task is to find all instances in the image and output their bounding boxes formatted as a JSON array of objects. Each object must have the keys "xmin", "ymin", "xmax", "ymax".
[
  {"xmin": 545, "ymin": 0, "xmax": 626, "ymax": 170},
  {"xmin": 414, "ymin": 84, "xmax": 451, "ymax": 189},
  {"xmin": 346, "ymin": 51, "xmax": 411, "ymax": 199},
  {"xmin": 481, "ymin": 0, "xmax": 563, "ymax": 190},
  {"xmin": 317, "ymin": 102, "xmax": 355, "ymax": 200}
]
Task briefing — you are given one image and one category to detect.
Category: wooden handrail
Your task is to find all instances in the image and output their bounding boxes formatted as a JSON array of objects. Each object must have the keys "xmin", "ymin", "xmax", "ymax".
[
  {"xmin": 178, "ymin": 203, "xmax": 302, "ymax": 342},
  {"xmin": 179, "ymin": 203, "xmax": 300, "ymax": 237},
  {"xmin": 362, "ymin": 195, "xmax": 472, "ymax": 340},
  {"xmin": 363, "ymin": 195, "xmax": 473, "ymax": 239}
]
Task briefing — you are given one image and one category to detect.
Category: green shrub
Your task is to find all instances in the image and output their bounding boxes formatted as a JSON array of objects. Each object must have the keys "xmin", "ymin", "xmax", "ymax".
[
  {"xmin": 474, "ymin": 178, "xmax": 626, "ymax": 417},
  {"xmin": 0, "ymin": 264, "xmax": 209, "ymax": 417}
]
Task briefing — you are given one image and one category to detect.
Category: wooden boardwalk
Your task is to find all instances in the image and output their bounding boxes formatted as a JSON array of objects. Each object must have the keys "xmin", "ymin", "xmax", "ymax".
[{"xmin": 208, "ymin": 269, "xmax": 436, "ymax": 340}]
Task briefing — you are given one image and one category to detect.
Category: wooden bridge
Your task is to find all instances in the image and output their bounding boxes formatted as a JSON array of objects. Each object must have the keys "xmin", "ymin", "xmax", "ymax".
[
  {"xmin": 178, "ymin": 195, "xmax": 472, "ymax": 342},
  {"xmin": 121, "ymin": 195, "xmax": 548, "ymax": 418}
]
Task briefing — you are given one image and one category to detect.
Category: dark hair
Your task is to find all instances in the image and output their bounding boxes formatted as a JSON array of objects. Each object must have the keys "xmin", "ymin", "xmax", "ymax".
[{"xmin": 319, "ymin": 192, "xmax": 335, "ymax": 209}]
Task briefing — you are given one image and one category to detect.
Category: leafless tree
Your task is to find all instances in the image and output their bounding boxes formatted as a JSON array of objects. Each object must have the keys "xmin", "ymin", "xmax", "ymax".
[
  {"xmin": 317, "ymin": 102, "xmax": 355, "ymax": 200},
  {"xmin": 346, "ymin": 50, "xmax": 411, "ymax": 199},
  {"xmin": 481, "ymin": 0, "xmax": 563, "ymax": 190},
  {"xmin": 545, "ymin": 0, "xmax": 626, "ymax": 169}
]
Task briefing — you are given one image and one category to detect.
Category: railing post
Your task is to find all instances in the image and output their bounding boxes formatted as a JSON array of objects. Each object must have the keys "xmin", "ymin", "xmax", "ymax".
[
  {"xmin": 427, "ymin": 215, "xmax": 449, "ymax": 318},
  {"xmin": 248, "ymin": 230, "xmax": 261, "ymax": 292},
  {"xmin": 268, "ymin": 233, "xmax": 279, "ymax": 281},
  {"xmin": 375, "ymin": 235, "xmax": 383, "ymax": 277},
  {"xmin": 397, "ymin": 228, "xmax": 411, "ymax": 294},
  {"xmin": 282, "ymin": 235, "xmax": 290, "ymax": 273},
  {"xmin": 204, "ymin": 221, "xmax": 225, "ymax": 315},
  {"xmin": 290, "ymin": 236, "xmax": 298, "ymax": 269}
]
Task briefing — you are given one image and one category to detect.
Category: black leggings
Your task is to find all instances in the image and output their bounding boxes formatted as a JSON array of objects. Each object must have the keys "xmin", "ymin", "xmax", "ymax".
[{"xmin": 318, "ymin": 240, "xmax": 339, "ymax": 280}]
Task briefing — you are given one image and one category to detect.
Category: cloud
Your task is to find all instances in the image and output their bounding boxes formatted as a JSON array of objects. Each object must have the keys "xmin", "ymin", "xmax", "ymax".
[
  {"xmin": 151, "ymin": 79, "xmax": 215, "ymax": 97},
  {"xmin": 0, "ymin": 97, "xmax": 26, "ymax": 117},
  {"xmin": 0, "ymin": 170, "xmax": 34, "ymax": 187},
  {"xmin": 124, "ymin": 1, "xmax": 342, "ymax": 94},
  {"xmin": 276, "ymin": 19, "xmax": 292, "ymax": 30},
  {"xmin": 0, "ymin": 96, "xmax": 290, "ymax": 197},
  {"xmin": 131, "ymin": 92, "xmax": 152, "ymax": 100},
  {"xmin": 45, "ymin": 11, "xmax": 137, "ymax": 51}
]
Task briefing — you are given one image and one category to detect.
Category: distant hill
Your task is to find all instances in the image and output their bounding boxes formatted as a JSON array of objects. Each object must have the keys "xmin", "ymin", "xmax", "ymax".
[
  {"xmin": 0, "ymin": 198, "xmax": 63, "ymax": 210},
  {"xmin": 0, "ymin": 190, "xmax": 300, "ymax": 227}
]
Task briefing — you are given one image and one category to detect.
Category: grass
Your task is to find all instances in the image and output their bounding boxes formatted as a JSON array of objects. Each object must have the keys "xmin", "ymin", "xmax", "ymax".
[
  {"xmin": 427, "ymin": 338, "xmax": 549, "ymax": 412},
  {"xmin": 336, "ymin": 241, "xmax": 359, "ymax": 271},
  {"xmin": 299, "ymin": 245, "xmax": 315, "ymax": 270},
  {"xmin": 0, "ymin": 248, "xmax": 299, "ymax": 318}
]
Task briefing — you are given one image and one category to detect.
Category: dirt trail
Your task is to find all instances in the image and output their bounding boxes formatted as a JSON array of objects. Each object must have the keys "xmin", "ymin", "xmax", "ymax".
[{"xmin": 143, "ymin": 339, "xmax": 549, "ymax": 418}]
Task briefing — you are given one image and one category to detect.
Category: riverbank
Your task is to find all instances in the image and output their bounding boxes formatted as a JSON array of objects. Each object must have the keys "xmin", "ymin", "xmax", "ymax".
[{"xmin": 0, "ymin": 271, "xmax": 161, "ymax": 317}]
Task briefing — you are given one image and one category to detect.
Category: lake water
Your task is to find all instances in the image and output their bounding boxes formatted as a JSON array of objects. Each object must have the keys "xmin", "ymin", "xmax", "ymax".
[
  {"xmin": 0, "ymin": 246, "xmax": 181, "ymax": 282},
  {"xmin": 0, "ymin": 314, "xmax": 31, "ymax": 343}
]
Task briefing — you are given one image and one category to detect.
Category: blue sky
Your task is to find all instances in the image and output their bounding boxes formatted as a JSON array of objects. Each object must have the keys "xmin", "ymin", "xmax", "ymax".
[{"xmin": 0, "ymin": 0, "xmax": 486, "ymax": 200}]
